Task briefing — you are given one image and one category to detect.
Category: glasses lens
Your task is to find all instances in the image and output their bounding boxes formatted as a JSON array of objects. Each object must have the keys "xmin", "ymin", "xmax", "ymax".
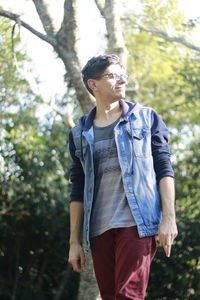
[
  {"xmin": 114, "ymin": 74, "xmax": 129, "ymax": 83},
  {"xmin": 123, "ymin": 74, "xmax": 129, "ymax": 82}
]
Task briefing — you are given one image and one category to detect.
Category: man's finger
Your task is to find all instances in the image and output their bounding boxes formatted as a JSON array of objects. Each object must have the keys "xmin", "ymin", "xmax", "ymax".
[
  {"xmin": 166, "ymin": 235, "xmax": 172, "ymax": 246},
  {"xmin": 159, "ymin": 233, "xmax": 173, "ymax": 247},
  {"xmin": 80, "ymin": 252, "xmax": 85, "ymax": 272},
  {"xmin": 158, "ymin": 233, "xmax": 168, "ymax": 247},
  {"xmin": 164, "ymin": 244, "xmax": 171, "ymax": 257},
  {"xmin": 171, "ymin": 232, "xmax": 178, "ymax": 243},
  {"xmin": 69, "ymin": 258, "xmax": 82, "ymax": 273}
]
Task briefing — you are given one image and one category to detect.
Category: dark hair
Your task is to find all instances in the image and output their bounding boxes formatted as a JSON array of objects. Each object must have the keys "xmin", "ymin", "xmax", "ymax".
[{"xmin": 81, "ymin": 54, "xmax": 123, "ymax": 95}]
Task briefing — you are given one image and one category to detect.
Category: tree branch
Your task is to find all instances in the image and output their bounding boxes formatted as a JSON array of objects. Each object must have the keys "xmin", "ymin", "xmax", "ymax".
[
  {"xmin": 0, "ymin": 9, "xmax": 56, "ymax": 46},
  {"xmin": 140, "ymin": 25, "xmax": 200, "ymax": 52},
  {"xmin": 32, "ymin": 0, "xmax": 56, "ymax": 36},
  {"xmin": 44, "ymin": 98, "xmax": 75, "ymax": 128},
  {"xmin": 94, "ymin": 0, "xmax": 105, "ymax": 17},
  {"xmin": 123, "ymin": 15, "xmax": 200, "ymax": 53}
]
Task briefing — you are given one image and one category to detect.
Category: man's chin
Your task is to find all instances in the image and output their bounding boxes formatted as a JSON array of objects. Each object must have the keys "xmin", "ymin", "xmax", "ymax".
[
  {"xmin": 110, "ymin": 92, "xmax": 126, "ymax": 102},
  {"xmin": 118, "ymin": 92, "xmax": 126, "ymax": 99}
]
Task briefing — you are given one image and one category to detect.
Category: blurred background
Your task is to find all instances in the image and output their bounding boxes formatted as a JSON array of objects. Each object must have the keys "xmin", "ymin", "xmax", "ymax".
[{"xmin": 0, "ymin": 0, "xmax": 200, "ymax": 299}]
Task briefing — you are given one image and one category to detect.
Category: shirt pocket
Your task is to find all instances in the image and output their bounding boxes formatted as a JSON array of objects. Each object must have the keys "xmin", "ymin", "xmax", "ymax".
[{"xmin": 128, "ymin": 128, "xmax": 151, "ymax": 158}]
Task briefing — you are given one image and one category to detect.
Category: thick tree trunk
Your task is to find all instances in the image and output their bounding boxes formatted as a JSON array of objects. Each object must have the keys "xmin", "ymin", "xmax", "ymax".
[{"xmin": 33, "ymin": 0, "xmax": 95, "ymax": 114}]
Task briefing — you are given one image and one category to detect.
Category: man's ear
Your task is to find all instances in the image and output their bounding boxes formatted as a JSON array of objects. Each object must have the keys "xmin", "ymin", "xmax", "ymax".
[{"xmin": 87, "ymin": 79, "xmax": 97, "ymax": 93}]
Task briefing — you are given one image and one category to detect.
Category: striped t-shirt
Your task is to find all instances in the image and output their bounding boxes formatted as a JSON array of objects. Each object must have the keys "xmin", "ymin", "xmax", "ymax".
[{"xmin": 90, "ymin": 118, "xmax": 136, "ymax": 238}]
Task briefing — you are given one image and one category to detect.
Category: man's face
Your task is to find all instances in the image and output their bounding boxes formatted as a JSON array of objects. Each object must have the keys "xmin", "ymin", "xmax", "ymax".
[{"xmin": 93, "ymin": 64, "xmax": 128, "ymax": 102}]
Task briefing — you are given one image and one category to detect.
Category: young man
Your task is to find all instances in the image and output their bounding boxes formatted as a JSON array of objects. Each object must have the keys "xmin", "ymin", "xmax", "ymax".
[{"xmin": 68, "ymin": 54, "xmax": 178, "ymax": 299}]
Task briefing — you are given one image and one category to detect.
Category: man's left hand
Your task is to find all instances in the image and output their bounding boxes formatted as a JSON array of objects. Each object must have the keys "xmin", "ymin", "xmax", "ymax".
[{"xmin": 158, "ymin": 216, "xmax": 178, "ymax": 257}]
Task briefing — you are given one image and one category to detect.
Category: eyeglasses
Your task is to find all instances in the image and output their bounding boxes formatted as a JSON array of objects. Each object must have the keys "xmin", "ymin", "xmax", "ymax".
[{"xmin": 93, "ymin": 72, "xmax": 129, "ymax": 83}]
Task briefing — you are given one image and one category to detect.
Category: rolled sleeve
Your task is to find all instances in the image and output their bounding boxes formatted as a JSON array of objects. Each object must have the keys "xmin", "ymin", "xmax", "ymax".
[
  {"xmin": 69, "ymin": 130, "xmax": 85, "ymax": 202},
  {"xmin": 151, "ymin": 110, "xmax": 174, "ymax": 182}
]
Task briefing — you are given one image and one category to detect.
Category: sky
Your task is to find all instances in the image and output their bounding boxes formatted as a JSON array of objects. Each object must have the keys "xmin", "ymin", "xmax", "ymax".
[{"xmin": 0, "ymin": 0, "xmax": 200, "ymax": 101}]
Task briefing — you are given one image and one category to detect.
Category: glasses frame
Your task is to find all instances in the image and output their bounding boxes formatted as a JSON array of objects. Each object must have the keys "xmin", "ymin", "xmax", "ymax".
[{"xmin": 93, "ymin": 72, "xmax": 129, "ymax": 83}]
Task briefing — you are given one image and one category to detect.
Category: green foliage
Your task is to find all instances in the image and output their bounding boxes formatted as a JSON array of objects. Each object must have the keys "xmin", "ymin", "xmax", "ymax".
[
  {"xmin": 124, "ymin": 0, "xmax": 200, "ymax": 130},
  {"xmin": 141, "ymin": 0, "xmax": 185, "ymax": 31},
  {"xmin": 0, "ymin": 19, "xmax": 79, "ymax": 299},
  {"xmin": 0, "ymin": 17, "xmax": 33, "ymax": 109}
]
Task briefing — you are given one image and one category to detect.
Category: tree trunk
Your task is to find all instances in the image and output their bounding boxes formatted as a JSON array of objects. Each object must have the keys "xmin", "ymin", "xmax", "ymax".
[{"xmin": 78, "ymin": 251, "xmax": 100, "ymax": 300}]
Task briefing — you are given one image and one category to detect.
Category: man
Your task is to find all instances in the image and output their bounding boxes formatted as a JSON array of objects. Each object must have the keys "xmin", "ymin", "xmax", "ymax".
[{"xmin": 68, "ymin": 54, "xmax": 178, "ymax": 300}]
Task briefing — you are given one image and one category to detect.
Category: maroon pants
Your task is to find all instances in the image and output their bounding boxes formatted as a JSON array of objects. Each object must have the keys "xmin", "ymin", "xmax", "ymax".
[{"xmin": 90, "ymin": 227, "xmax": 157, "ymax": 300}]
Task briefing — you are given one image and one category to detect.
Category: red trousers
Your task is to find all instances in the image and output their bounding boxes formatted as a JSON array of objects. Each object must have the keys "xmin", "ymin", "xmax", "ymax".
[{"xmin": 90, "ymin": 227, "xmax": 157, "ymax": 300}]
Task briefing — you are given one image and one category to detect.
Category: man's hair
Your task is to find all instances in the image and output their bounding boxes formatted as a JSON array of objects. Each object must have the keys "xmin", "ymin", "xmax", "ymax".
[{"xmin": 81, "ymin": 54, "xmax": 123, "ymax": 95}]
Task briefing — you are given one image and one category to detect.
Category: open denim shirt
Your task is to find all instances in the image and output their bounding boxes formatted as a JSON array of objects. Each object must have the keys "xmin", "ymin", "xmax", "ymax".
[{"xmin": 69, "ymin": 100, "xmax": 174, "ymax": 251}]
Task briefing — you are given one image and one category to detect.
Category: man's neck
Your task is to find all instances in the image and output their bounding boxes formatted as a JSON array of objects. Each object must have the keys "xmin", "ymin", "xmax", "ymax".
[{"xmin": 94, "ymin": 99, "xmax": 122, "ymax": 127}]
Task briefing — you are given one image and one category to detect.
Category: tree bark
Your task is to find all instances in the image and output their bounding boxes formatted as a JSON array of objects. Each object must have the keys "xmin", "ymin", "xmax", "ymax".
[
  {"xmin": 32, "ymin": 0, "xmax": 56, "ymax": 36},
  {"xmin": 95, "ymin": 0, "xmax": 128, "ymax": 66},
  {"xmin": 78, "ymin": 251, "xmax": 100, "ymax": 300}
]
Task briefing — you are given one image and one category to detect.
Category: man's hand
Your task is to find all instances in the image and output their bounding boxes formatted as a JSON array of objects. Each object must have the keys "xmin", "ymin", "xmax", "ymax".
[
  {"xmin": 68, "ymin": 243, "xmax": 85, "ymax": 273},
  {"xmin": 158, "ymin": 216, "xmax": 178, "ymax": 257}
]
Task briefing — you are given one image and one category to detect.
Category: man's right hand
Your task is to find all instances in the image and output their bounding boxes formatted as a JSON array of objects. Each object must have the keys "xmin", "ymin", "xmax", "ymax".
[{"xmin": 68, "ymin": 243, "xmax": 85, "ymax": 273}]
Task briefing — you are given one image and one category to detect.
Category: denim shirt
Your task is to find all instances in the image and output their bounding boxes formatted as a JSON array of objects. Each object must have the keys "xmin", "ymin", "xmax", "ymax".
[{"xmin": 69, "ymin": 100, "xmax": 174, "ymax": 251}]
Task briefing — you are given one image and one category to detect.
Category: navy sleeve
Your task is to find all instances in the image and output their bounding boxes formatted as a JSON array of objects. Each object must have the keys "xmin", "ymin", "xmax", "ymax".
[
  {"xmin": 151, "ymin": 110, "xmax": 174, "ymax": 182},
  {"xmin": 68, "ymin": 130, "xmax": 85, "ymax": 202}
]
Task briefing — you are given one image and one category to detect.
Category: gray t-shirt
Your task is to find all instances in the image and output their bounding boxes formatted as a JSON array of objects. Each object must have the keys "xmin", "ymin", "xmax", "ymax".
[{"xmin": 90, "ymin": 118, "xmax": 136, "ymax": 238}]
